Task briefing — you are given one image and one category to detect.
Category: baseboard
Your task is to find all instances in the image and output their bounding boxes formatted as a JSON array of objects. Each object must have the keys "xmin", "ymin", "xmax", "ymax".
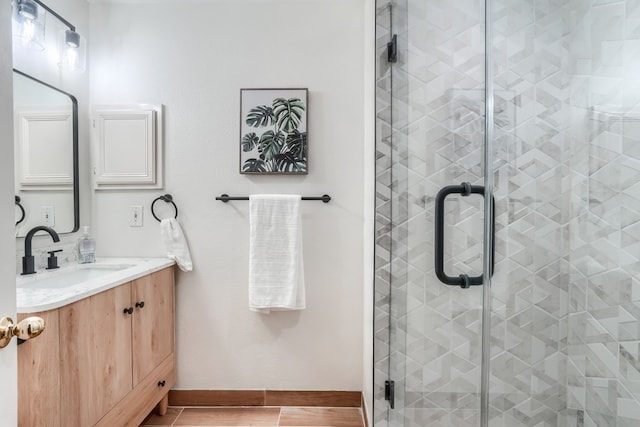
[
  {"xmin": 168, "ymin": 389, "xmax": 363, "ymax": 408},
  {"xmin": 168, "ymin": 389, "xmax": 368, "ymax": 425}
]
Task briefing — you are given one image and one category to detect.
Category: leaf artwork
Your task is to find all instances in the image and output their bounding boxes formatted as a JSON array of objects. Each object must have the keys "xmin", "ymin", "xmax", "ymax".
[
  {"xmin": 245, "ymin": 106, "xmax": 274, "ymax": 127},
  {"xmin": 242, "ymin": 158, "xmax": 268, "ymax": 172},
  {"xmin": 258, "ymin": 130, "xmax": 286, "ymax": 161},
  {"xmin": 241, "ymin": 133, "xmax": 259, "ymax": 152},
  {"xmin": 273, "ymin": 98, "xmax": 304, "ymax": 133},
  {"xmin": 241, "ymin": 91, "xmax": 307, "ymax": 174}
]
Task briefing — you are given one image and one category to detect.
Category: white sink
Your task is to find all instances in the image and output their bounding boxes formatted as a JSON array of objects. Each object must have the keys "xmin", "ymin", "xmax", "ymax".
[
  {"xmin": 17, "ymin": 258, "xmax": 175, "ymax": 313},
  {"xmin": 18, "ymin": 263, "xmax": 135, "ymax": 289}
]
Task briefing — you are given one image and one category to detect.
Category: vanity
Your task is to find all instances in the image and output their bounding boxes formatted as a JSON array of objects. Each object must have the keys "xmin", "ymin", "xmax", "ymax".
[
  {"xmin": 16, "ymin": 258, "xmax": 175, "ymax": 427},
  {"xmin": 12, "ymin": 2, "xmax": 176, "ymax": 423}
]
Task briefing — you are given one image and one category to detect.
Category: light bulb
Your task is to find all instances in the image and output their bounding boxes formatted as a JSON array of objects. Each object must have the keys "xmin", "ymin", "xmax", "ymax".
[
  {"xmin": 20, "ymin": 19, "xmax": 35, "ymax": 48},
  {"xmin": 66, "ymin": 46, "xmax": 78, "ymax": 70}
]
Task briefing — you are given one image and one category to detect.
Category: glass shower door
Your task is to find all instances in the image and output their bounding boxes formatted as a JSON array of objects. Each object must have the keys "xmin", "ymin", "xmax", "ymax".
[
  {"xmin": 375, "ymin": 0, "xmax": 640, "ymax": 426},
  {"xmin": 379, "ymin": 0, "xmax": 489, "ymax": 425}
]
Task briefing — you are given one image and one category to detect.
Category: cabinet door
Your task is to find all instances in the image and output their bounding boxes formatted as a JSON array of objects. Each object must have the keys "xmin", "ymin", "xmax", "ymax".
[
  {"xmin": 131, "ymin": 267, "xmax": 174, "ymax": 385},
  {"xmin": 60, "ymin": 284, "xmax": 132, "ymax": 426},
  {"xmin": 18, "ymin": 310, "xmax": 60, "ymax": 427},
  {"xmin": 92, "ymin": 283, "xmax": 134, "ymax": 417}
]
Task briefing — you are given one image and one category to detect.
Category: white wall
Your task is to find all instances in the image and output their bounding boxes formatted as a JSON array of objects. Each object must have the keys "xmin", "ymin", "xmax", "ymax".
[{"xmin": 89, "ymin": 0, "xmax": 366, "ymax": 390}]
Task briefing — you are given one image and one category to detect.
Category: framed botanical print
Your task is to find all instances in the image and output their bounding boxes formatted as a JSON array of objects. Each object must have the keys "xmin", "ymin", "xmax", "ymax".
[{"xmin": 239, "ymin": 88, "xmax": 308, "ymax": 174}]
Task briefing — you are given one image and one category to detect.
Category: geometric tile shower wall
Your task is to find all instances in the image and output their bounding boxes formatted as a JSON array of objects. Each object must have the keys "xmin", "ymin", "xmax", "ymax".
[
  {"xmin": 492, "ymin": 0, "xmax": 640, "ymax": 425},
  {"xmin": 563, "ymin": 0, "xmax": 640, "ymax": 424},
  {"xmin": 489, "ymin": 0, "xmax": 571, "ymax": 423},
  {"xmin": 375, "ymin": 1, "xmax": 640, "ymax": 426}
]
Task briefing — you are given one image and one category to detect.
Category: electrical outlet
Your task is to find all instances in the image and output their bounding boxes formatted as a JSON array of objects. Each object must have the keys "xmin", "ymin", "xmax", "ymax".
[
  {"xmin": 42, "ymin": 206, "xmax": 55, "ymax": 226},
  {"xmin": 130, "ymin": 205, "xmax": 143, "ymax": 227}
]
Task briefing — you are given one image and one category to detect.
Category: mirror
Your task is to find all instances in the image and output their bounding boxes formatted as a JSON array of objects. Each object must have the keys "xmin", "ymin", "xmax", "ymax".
[{"xmin": 13, "ymin": 69, "xmax": 79, "ymax": 237}]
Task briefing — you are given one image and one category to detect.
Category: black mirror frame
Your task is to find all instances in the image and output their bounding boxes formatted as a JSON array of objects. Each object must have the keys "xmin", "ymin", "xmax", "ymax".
[{"xmin": 13, "ymin": 68, "xmax": 79, "ymax": 234}]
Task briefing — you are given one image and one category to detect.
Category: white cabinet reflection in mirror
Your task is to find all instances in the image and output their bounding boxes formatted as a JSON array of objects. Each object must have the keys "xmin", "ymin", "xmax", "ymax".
[
  {"xmin": 16, "ymin": 109, "xmax": 74, "ymax": 189},
  {"xmin": 92, "ymin": 105, "xmax": 164, "ymax": 190}
]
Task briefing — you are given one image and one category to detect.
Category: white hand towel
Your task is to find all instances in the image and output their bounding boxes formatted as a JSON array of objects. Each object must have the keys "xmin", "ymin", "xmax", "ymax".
[
  {"xmin": 160, "ymin": 218, "xmax": 193, "ymax": 272},
  {"xmin": 249, "ymin": 194, "xmax": 305, "ymax": 313}
]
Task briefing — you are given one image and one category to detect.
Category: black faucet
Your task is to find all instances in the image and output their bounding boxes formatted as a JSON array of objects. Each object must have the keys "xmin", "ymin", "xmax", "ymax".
[{"xmin": 22, "ymin": 226, "xmax": 60, "ymax": 275}]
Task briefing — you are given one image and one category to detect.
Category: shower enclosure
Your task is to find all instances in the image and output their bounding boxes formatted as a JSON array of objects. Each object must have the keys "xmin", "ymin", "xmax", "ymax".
[{"xmin": 374, "ymin": 0, "xmax": 640, "ymax": 426}]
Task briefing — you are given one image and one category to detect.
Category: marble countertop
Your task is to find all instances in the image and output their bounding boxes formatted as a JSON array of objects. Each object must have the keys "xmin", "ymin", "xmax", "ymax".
[{"xmin": 17, "ymin": 257, "xmax": 175, "ymax": 313}]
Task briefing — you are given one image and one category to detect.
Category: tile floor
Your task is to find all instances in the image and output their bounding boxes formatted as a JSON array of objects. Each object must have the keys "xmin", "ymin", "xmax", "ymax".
[{"xmin": 140, "ymin": 406, "xmax": 366, "ymax": 427}]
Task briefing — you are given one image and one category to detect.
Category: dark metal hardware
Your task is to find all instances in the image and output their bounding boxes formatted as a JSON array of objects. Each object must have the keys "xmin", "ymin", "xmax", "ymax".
[
  {"xmin": 151, "ymin": 194, "xmax": 178, "ymax": 222},
  {"xmin": 46, "ymin": 249, "xmax": 63, "ymax": 270},
  {"xmin": 21, "ymin": 226, "xmax": 60, "ymax": 275},
  {"xmin": 31, "ymin": 0, "xmax": 76, "ymax": 32},
  {"xmin": 135, "ymin": 301, "xmax": 145, "ymax": 309},
  {"xmin": 216, "ymin": 194, "xmax": 331, "ymax": 203},
  {"xmin": 385, "ymin": 380, "xmax": 395, "ymax": 409},
  {"xmin": 434, "ymin": 182, "xmax": 495, "ymax": 288},
  {"xmin": 387, "ymin": 34, "xmax": 398, "ymax": 63},
  {"xmin": 157, "ymin": 380, "xmax": 166, "ymax": 387},
  {"xmin": 123, "ymin": 307, "xmax": 133, "ymax": 315},
  {"xmin": 15, "ymin": 196, "xmax": 25, "ymax": 226}
]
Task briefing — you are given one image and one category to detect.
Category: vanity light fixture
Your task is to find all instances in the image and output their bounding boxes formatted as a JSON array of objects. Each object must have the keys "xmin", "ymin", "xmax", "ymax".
[
  {"xmin": 65, "ymin": 29, "xmax": 80, "ymax": 48},
  {"xmin": 12, "ymin": 0, "xmax": 46, "ymax": 51},
  {"xmin": 17, "ymin": 0, "xmax": 37, "ymax": 20},
  {"xmin": 61, "ymin": 28, "xmax": 85, "ymax": 72},
  {"xmin": 11, "ymin": 0, "xmax": 86, "ymax": 72}
]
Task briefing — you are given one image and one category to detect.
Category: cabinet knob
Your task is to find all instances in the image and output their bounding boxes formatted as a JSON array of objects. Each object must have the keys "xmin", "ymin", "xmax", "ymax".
[
  {"xmin": 157, "ymin": 380, "xmax": 166, "ymax": 387},
  {"xmin": 123, "ymin": 307, "xmax": 134, "ymax": 315},
  {"xmin": 0, "ymin": 316, "xmax": 45, "ymax": 348},
  {"xmin": 135, "ymin": 301, "xmax": 145, "ymax": 308}
]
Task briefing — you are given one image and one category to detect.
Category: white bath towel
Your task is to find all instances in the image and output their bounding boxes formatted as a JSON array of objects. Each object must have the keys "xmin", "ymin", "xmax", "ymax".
[
  {"xmin": 160, "ymin": 218, "xmax": 193, "ymax": 272},
  {"xmin": 249, "ymin": 194, "xmax": 305, "ymax": 313}
]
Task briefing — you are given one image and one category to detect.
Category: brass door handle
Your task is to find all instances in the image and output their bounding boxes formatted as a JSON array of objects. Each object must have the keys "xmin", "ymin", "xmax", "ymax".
[{"xmin": 0, "ymin": 316, "xmax": 45, "ymax": 348}]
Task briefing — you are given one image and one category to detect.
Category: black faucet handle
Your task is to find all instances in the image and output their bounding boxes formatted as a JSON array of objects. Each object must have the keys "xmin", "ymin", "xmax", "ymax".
[{"xmin": 46, "ymin": 249, "xmax": 63, "ymax": 270}]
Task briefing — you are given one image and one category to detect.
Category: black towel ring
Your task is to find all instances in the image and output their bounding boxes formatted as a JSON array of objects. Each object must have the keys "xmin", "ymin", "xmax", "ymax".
[
  {"xmin": 151, "ymin": 194, "xmax": 178, "ymax": 222},
  {"xmin": 15, "ymin": 196, "xmax": 25, "ymax": 226}
]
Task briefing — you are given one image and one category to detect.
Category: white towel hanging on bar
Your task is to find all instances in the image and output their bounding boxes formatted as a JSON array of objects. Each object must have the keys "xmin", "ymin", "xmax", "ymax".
[{"xmin": 248, "ymin": 194, "xmax": 305, "ymax": 313}]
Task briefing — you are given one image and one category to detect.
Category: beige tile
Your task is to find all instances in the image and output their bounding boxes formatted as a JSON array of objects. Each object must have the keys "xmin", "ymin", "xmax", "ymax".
[
  {"xmin": 174, "ymin": 407, "xmax": 280, "ymax": 426},
  {"xmin": 278, "ymin": 407, "xmax": 364, "ymax": 427},
  {"xmin": 139, "ymin": 406, "xmax": 183, "ymax": 426}
]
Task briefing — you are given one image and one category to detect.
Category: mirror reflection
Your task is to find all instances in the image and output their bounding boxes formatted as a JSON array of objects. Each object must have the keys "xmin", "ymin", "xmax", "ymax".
[{"xmin": 13, "ymin": 70, "xmax": 78, "ymax": 237}]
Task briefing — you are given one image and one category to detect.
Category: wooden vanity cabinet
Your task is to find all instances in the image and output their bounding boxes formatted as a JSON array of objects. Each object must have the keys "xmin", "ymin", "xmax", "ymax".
[
  {"xmin": 94, "ymin": 266, "xmax": 175, "ymax": 427},
  {"xmin": 131, "ymin": 268, "xmax": 174, "ymax": 386},
  {"xmin": 17, "ymin": 309, "xmax": 61, "ymax": 427},
  {"xmin": 18, "ymin": 266, "xmax": 175, "ymax": 427}
]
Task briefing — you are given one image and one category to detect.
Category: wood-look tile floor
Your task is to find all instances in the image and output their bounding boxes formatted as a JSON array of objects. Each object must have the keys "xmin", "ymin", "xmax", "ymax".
[{"xmin": 140, "ymin": 406, "xmax": 365, "ymax": 427}]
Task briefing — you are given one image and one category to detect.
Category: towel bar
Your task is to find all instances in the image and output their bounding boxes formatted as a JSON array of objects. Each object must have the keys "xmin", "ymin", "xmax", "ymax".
[{"xmin": 216, "ymin": 194, "xmax": 331, "ymax": 203}]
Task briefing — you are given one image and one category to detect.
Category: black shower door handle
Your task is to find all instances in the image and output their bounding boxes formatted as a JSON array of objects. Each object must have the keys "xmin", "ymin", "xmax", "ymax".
[{"xmin": 435, "ymin": 182, "xmax": 494, "ymax": 288}]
